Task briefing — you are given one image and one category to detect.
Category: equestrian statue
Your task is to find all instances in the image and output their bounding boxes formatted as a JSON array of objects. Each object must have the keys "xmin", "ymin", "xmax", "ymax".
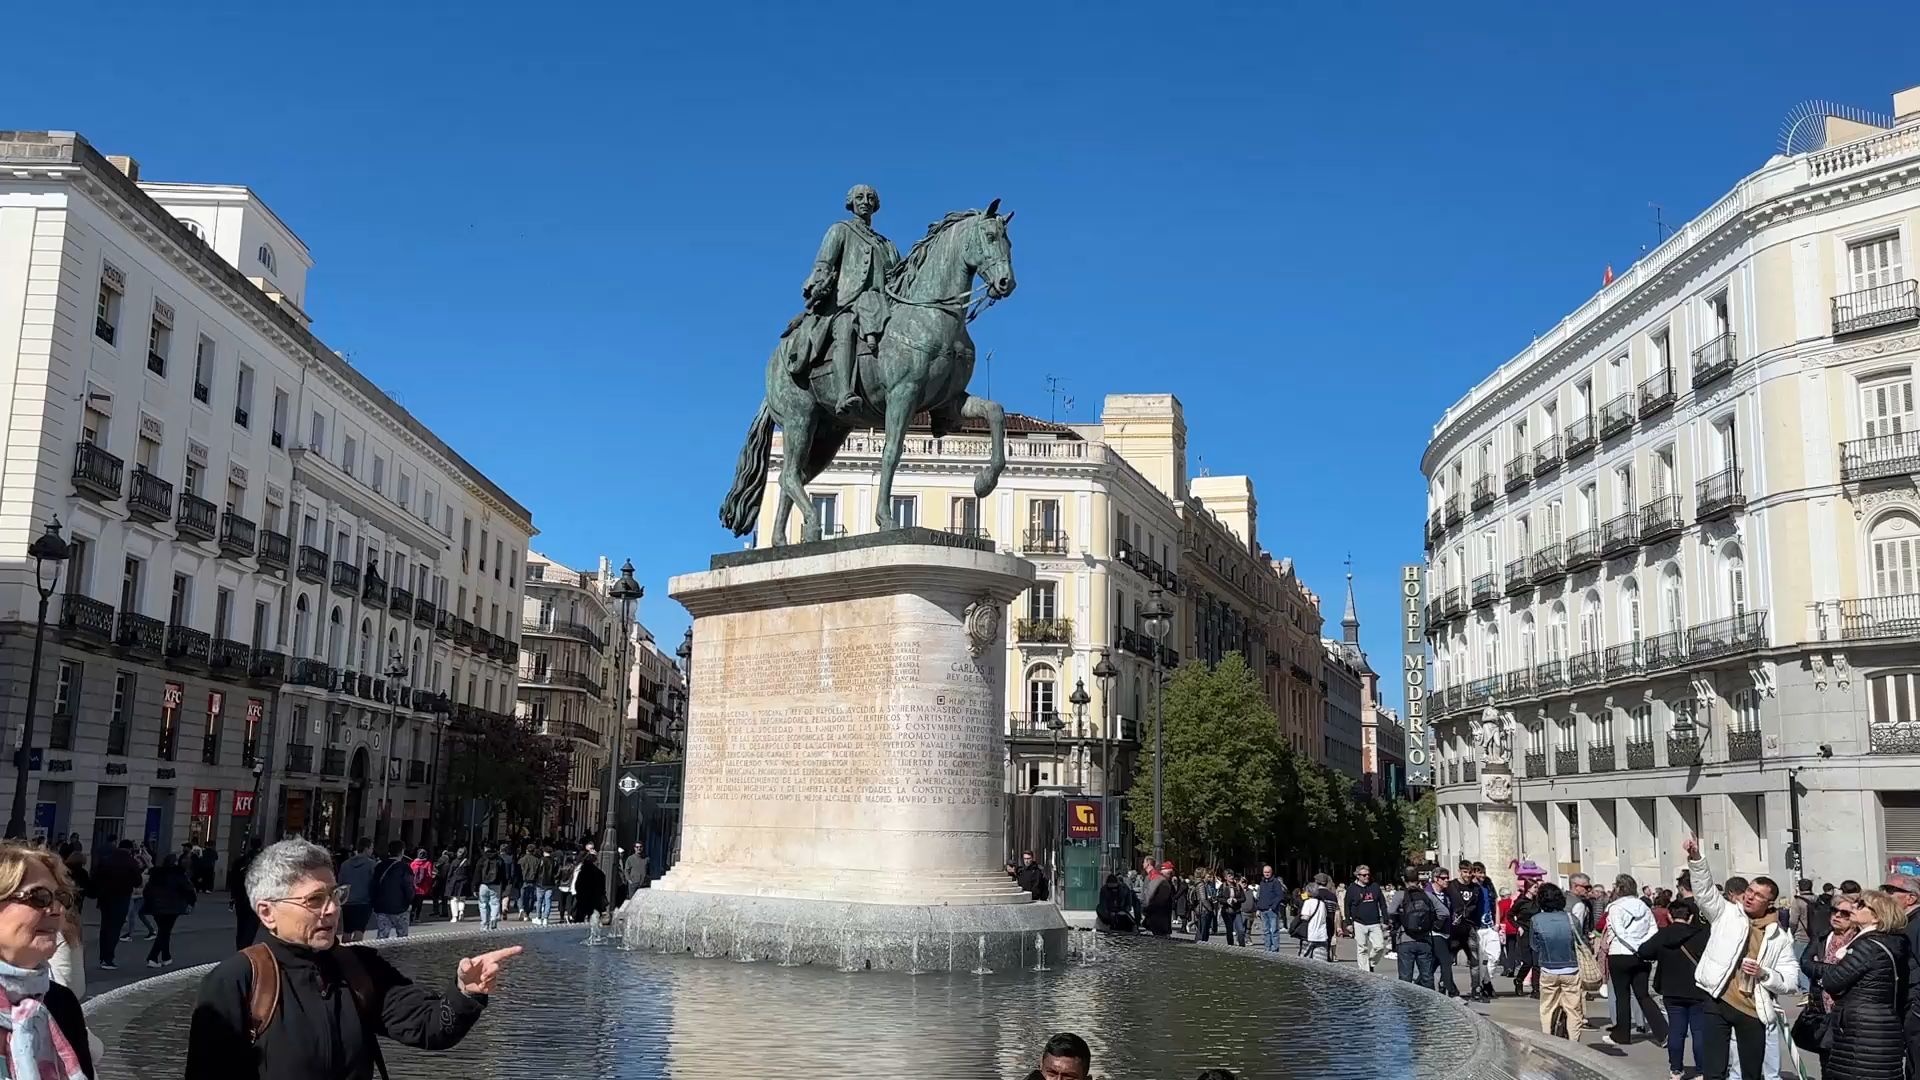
[{"xmin": 719, "ymin": 185, "xmax": 1018, "ymax": 544}]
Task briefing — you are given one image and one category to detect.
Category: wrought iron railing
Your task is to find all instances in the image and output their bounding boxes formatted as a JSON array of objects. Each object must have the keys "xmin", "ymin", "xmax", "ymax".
[
  {"xmin": 1530, "ymin": 543, "xmax": 1566, "ymax": 582},
  {"xmin": 1832, "ymin": 279, "xmax": 1919, "ymax": 336},
  {"xmin": 1444, "ymin": 494, "xmax": 1464, "ymax": 526},
  {"xmin": 116, "ymin": 612, "xmax": 164, "ymax": 654},
  {"xmin": 1638, "ymin": 367, "xmax": 1675, "ymax": 416},
  {"xmin": 1524, "ymin": 751, "xmax": 1547, "ymax": 778},
  {"xmin": 297, "ymin": 545, "xmax": 328, "ymax": 582},
  {"xmin": 1533, "ymin": 435, "xmax": 1563, "ymax": 475},
  {"xmin": 1565, "ymin": 415, "xmax": 1596, "ymax": 458},
  {"xmin": 176, "ymin": 493, "xmax": 217, "ymax": 541},
  {"xmin": 128, "ymin": 469, "xmax": 174, "ymax": 523},
  {"xmin": 218, "ymin": 510, "xmax": 256, "ymax": 558},
  {"xmin": 1692, "ymin": 331, "xmax": 1738, "ymax": 387},
  {"xmin": 1471, "ymin": 475, "xmax": 1494, "ymax": 508},
  {"xmin": 1567, "ymin": 650, "xmax": 1602, "ymax": 686},
  {"xmin": 73, "ymin": 441, "xmax": 124, "ymax": 501},
  {"xmin": 1626, "ymin": 738, "xmax": 1655, "ymax": 770},
  {"xmin": 1644, "ymin": 628, "xmax": 1688, "ymax": 671},
  {"xmin": 1554, "ymin": 748, "xmax": 1579, "ymax": 774},
  {"xmin": 1687, "ymin": 610, "xmax": 1767, "ymax": 660},
  {"xmin": 1696, "ymin": 468, "xmax": 1746, "ymax": 520},
  {"xmin": 1566, "ymin": 528, "xmax": 1601, "ymax": 569},
  {"xmin": 1728, "ymin": 729, "xmax": 1762, "ymax": 762},
  {"xmin": 1599, "ymin": 392, "xmax": 1635, "ymax": 438},
  {"xmin": 1601, "ymin": 512, "xmax": 1639, "ymax": 556},
  {"xmin": 1603, "ymin": 641, "xmax": 1642, "ymax": 679},
  {"xmin": 1022, "ymin": 529, "xmax": 1069, "ymax": 555},
  {"xmin": 1471, "ymin": 573, "xmax": 1497, "ymax": 607},
  {"xmin": 331, "ymin": 560, "xmax": 361, "ymax": 596},
  {"xmin": 1840, "ymin": 431, "xmax": 1920, "ymax": 483},
  {"xmin": 1837, "ymin": 593, "xmax": 1920, "ymax": 640},
  {"xmin": 1505, "ymin": 557, "xmax": 1532, "ymax": 596},
  {"xmin": 1504, "ymin": 668, "xmax": 1535, "ymax": 699},
  {"xmin": 284, "ymin": 744, "xmax": 314, "ymax": 774},
  {"xmin": 1505, "ymin": 453, "xmax": 1532, "ymax": 491},
  {"xmin": 1667, "ymin": 732, "xmax": 1703, "ymax": 766},
  {"xmin": 1640, "ymin": 495, "xmax": 1684, "ymax": 541},
  {"xmin": 258, "ymin": 529, "xmax": 291, "ymax": 571},
  {"xmin": 1588, "ymin": 742, "xmax": 1616, "ymax": 773},
  {"xmin": 1870, "ymin": 722, "xmax": 1920, "ymax": 755},
  {"xmin": 165, "ymin": 624, "xmax": 211, "ymax": 666},
  {"xmin": 1534, "ymin": 658, "xmax": 1566, "ymax": 693},
  {"xmin": 1015, "ymin": 617, "xmax": 1073, "ymax": 644},
  {"xmin": 58, "ymin": 594, "xmax": 115, "ymax": 643}
]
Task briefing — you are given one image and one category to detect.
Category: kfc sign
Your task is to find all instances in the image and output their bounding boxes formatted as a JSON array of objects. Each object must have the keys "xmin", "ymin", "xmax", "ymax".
[{"xmin": 232, "ymin": 791, "xmax": 256, "ymax": 817}]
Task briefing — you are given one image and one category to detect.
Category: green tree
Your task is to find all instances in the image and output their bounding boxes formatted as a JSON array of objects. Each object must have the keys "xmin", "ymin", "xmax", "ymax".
[
  {"xmin": 1125, "ymin": 653, "xmax": 1281, "ymax": 869},
  {"xmin": 446, "ymin": 715, "xmax": 573, "ymax": 837}
]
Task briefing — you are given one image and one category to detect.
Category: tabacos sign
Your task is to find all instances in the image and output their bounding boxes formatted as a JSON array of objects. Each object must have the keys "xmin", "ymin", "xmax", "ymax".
[{"xmin": 1401, "ymin": 564, "xmax": 1432, "ymax": 787}]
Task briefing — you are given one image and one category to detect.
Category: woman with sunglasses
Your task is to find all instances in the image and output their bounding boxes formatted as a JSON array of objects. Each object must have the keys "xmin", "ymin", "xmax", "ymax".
[
  {"xmin": 1800, "ymin": 891, "xmax": 1908, "ymax": 1080},
  {"xmin": 0, "ymin": 841, "xmax": 95, "ymax": 1078}
]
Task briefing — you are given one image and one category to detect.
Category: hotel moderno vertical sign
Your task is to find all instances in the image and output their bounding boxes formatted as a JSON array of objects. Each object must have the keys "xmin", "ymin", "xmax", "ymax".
[{"xmin": 1401, "ymin": 564, "xmax": 1432, "ymax": 787}]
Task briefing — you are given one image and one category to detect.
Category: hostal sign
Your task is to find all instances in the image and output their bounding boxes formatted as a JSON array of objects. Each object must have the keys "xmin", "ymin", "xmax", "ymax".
[{"xmin": 1401, "ymin": 564, "xmax": 1431, "ymax": 787}]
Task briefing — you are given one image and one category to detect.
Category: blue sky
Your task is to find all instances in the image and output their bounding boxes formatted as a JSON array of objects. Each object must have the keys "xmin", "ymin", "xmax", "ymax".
[{"xmin": 12, "ymin": 2, "xmax": 1920, "ymax": 700}]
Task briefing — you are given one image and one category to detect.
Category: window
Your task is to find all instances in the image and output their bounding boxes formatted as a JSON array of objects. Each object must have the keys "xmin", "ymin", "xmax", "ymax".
[
  {"xmin": 372, "ymin": 455, "xmax": 385, "ymax": 493},
  {"xmin": 1868, "ymin": 512, "xmax": 1920, "ymax": 597},
  {"xmin": 95, "ymin": 266, "xmax": 123, "ymax": 344},
  {"xmin": 271, "ymin": 389, "xmax": 288, "ymax": 448},
  {"xmin": 1590, "ymin": 707, "xmax": 1613, "ymax": 745},
  {"xmin": 1862, "ymin": 374, "xmax": 1914, "ymax": 439},
  {"xmin": 1543, "ymin": 401, "xmax": 1559, "ymax": 437},
  {"xmin": 121, "ymin": 557, "xmax": 143, "ymax": 616},
  {"xmin": 1707, "ymin": 291, "xmax": 1731, "ymax": 339},
  {"xmin": 1630, "ymin": 704, "xmax": 1653, "ymax": 742},
  {"xmin": 810, "ymin": 494, "xmax": 838, "ymax": 536},
  {"xmin": 1615, "ymin": 465, "xmax": 1635, "ymax": 514},
  {"xmin": 1546, "ymin": 499, "xmax": 1564, "ymax": 545},
  {"xmin": 1578, "ymin": 483, "xmax": 1597, "ymax": 529},
  {"xmin": 494, "ymin": 539, "xmax": 503, "ymax": 581},
  {"xmin": 1661, "ymin": 567, "xmax": 1685, "ymax": 633},
  {"xmin": 1620, "ymin": 577, "xmax": 1642, "ymax": 642},
  {"xmin": 1027, "ymin": 581, "xmax": 1057, "ymax": 621},
  {"xmin": 1870, "ymin": 672, "xmax": 1919, "ymax": 726},
  {"xmin": 309, "ymin": 411, "xmax": 326, "ymax": 453},
  {"xmin": 257, "ymin": 243, "xmax": 278, "ymax": 275},
  {"xmin": 1653, "ymin": 328, "xmax": 1672, "ymax": 373},
  {"xmin": 1731, "ymin": 689, "xmax": 1760, "ymax": 734},
  {"xmin": 1579, "ymin": 592, "xmax": 1601, "ymax": 654},
  {"xmin": 1653, "ymin": 445, "xmax": 1675, "ymax": 498},
  {"xmin": 1668, "ymin": 697, "xmax": 1697, "ymax": 735},
  {"xmin": 1722, "ymin": 544, "xmax": 1748, "ymax": 617},
  {"xmin": 169, "ymin": 573, "xmax": 192, "ymax": 627},
  {"xmin": 342, "ymin": 436, "xmax": 357, "ymax": 475},
  {"xmin": 889, "ymin": 495, "xmax": 917, "ymax": 528},
  {"xmin": 64, "ymin": 538, "xmax": 90, "ymax": 598},
  {"xmin": 159, "ymin": 681, "xmax": 183, "ymax": 760},
  {"xmin": 108, "ymin": 673, "xmax": 131, "ymax": 755},
  {"xmin": 1527, "ymin": 724, "xmax": 1546, "ymax": 756},
  {"xmin": 1608, "ymin": 354, "xmax": 1628, "ymax": 395},
  {"xmin": 50, "ymin": 660, "xmax": 77, "ymax": 750},
  {"xmin": 479, "ymin": 530, "xmax": 489, "ymax": 572},
  {"xmin": 1029, "ymin": 499, "xmax": 1061, "ymax": 541},
  {"xmin": 1555, "ymin": 717, "xmax": 1576, "ymax": 753},
  {"xmin": 1519, "ymin": 614, "xmax": 1536, "ymax": 667},
  {"xmin": 234, "ymin": 363, "xmax": 254, "ymax": 427},
  {"xmin": 1849, "ymin": 234, "xmax": 1905, "ymax": 292},
  {"xmin": 1478, "ymin": 439, "xmax": 1493, "ymax": 480},
  {"xmin": 1713, "ymin": 416, "xmax": 1739, "ymax": 473},
  {"xmin": 214, "ymin": 587, "xmax": 233, "ymax": 640},
  {"xmin": 397, "ymin": 471, "xmax": 411, "ymax": 509},
  {"xmin": 1025, "ymin": 664, "xmax": 1058, "ymax": 720},
  {"xmin": 1480, "ymin": 624, "xmax": 1499, "ymax": 676},
  {"xmin": 191, "ymin": 336, "xmax": 212, "ymax": 403},
  {"xmin": 149, "ymin": 303, "xmax": 173, "ymax": 378},
  {"xmin": 183, "ymin": 458, "xmax": 201, "ymax": 496},
  {"xmin": 1575, "ymin": 378, "xmax": 1592, "ymax": 419},
  {"xmin": 1548, "ymin": 603, "xmax": 1568, "ymax": 660}
]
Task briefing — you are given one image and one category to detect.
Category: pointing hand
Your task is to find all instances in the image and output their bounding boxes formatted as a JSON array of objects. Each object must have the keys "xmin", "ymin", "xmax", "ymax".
[{"xmin": 456, "ymin": 946, "xmax": 523, "ymax": 996}]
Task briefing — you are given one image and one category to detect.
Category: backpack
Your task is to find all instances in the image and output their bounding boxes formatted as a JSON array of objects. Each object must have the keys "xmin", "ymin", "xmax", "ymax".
[
  {"xmin": 244, "ymin": 943, "xmax": 390, "ymax": 1080},
  {"xmin": 1399, "ymin": 889, "xmax": 1436, "ymax": 937}
]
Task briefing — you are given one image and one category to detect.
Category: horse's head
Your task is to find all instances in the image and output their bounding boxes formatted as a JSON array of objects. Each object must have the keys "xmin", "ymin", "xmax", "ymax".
[{"xmin": 969, "ymin": 198, "xmax": 1017, "ymax": 300}]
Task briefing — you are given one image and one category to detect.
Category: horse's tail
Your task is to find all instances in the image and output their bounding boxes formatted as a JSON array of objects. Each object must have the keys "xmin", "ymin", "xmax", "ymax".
[{"xmin": 719, "ymin": 401, "xmax": 775, "ymax": 537}]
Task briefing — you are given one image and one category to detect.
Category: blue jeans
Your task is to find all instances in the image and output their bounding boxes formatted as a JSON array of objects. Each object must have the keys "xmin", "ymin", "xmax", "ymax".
[
  {"xmin": 520, "ymin": 884, "xmax": 537, "ymax": 916},
  {"xmin": 1193, "ymin": 908, "xmax": 1214, "ymax": 942},
  {"xmin": 1228, "ymin": 912, "xmax": 1248, "ymax": 945},
  {"xmin": 537, "ymin": 886, "xmax": 554, "ymax": 921},
  {"xmin": 1261, "ymin": 909, "xmax": 1281, "ymax": 952},
  {"xmin": 478, "ymin": 884, "xmax": 501, "ymax": 927},
  {"xmin": 1666, "ymin": 1000, "xmax": 1708, "ymax": 1075},
  {"xmin": 1397, "ymin": 938, "xmax": 1436, "ymax": 988}
]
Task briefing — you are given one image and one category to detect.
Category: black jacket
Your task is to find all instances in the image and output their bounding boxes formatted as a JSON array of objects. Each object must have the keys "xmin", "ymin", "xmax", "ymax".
[
  {"xmin": 184, "ymin": 934, "xmax": 486, "ymax": 1080},
  {"xmin": 531, "ymin": 855, "xmax": 559, "ymax": 889},
  {"xmin": 446, "ymin": 857, "xmax": 472, "ymax": 896},
  {"xmin": 370, "ymin": 858, "xmax": 413, "ymax": 916},
  {"xmin": 143, "ymin": 864, "xmax": 196, "ymax": 916},
  {"xmin": 571, "ymin": 859, "xmax": 607, "ymax": 918},
  {"xmin": 1635, "ymin": 922, "xmax": 1710, "ymax": 1002},
  {"xmin": 1802, "ymin": 930, "xmax": 1909, "ymax": 1080},
  {"xmin": 477, "ymin": 855, "xmax": 507, "ymax": 887},
  {"xmin": 91, "ymin": 847, "xmax": 140, "ymax": 899},
  {"xmin": 1013, "ymin": 863, "xmax": 1048, "ymax": 901}
]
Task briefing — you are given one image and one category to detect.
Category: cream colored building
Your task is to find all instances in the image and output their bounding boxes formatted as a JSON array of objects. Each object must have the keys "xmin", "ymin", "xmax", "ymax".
[
  {"xmin": 517, "ymin": 552, "xmax": 620, "ymax": 838},
  {"xmin": 1423, "ymin": 85, "xmax": 1920, "ymax": 889},
  {"xmin": 626, "ymin": 622, "xmax": 686, "ymax": 763}
]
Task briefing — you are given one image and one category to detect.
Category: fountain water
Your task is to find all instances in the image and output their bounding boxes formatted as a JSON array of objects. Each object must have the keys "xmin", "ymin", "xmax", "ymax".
[
  {"xmin": 971, "ymin": 934, "xmax": 992, "ymax": 976},
  {"xmin": 1031, "ymin": 933, "xmax": 1048, "ymax": 972}
]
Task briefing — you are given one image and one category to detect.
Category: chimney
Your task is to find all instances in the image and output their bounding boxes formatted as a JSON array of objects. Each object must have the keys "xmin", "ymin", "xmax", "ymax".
[
  {"xmin": 104, "ymin": 155, "xmax": 140, "ymax": 181},
  {"xmin": 1897, "ymin": 85, "xmax": 1920, "ymax": 127}
]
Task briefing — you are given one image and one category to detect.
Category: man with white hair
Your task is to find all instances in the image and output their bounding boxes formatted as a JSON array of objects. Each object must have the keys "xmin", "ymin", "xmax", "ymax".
[{"xmin": 183, "ymin": 839, "xmax": 521, "ymax": 1079}]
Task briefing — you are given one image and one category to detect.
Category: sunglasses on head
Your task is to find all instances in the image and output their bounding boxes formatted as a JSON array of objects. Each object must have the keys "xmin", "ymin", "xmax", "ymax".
[{"xmin": 5, "ymin": 886, "xmax": 75, "ymax": 911}]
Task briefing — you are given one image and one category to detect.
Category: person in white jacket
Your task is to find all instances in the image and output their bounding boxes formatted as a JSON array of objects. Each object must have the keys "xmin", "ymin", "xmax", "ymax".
[
  {"xmin": 1682, "ymin": 837, "xmax": 1798, "ymax": 1080},
  {"xmin": 1603, "ymin": 874, "xmax": 1664, "ymax": 1046}
]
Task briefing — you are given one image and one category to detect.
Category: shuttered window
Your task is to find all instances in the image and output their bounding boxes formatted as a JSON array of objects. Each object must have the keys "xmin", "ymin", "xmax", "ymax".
[
  {"xmin": 1870, "ymin": 672, "xmax": 1918, "ymax": 726},
  {"xmin": 1862, "ymin": 377, "xmax": 1914, "ymax": 439},
  {"xmin": 1883, "ymin": 791, "xmax": 1920, "ymax": 862},
  {"xmin": 1851, "ymin": 234, "xmax": 1905, "ymax": 292},
  {"xmin": 1871, "ymin": 514, "xmax": 1920, "ymax": 597}
]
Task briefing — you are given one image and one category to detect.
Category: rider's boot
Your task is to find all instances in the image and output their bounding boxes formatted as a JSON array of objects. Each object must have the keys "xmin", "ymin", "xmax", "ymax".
[{"xmin": 829, "ymin": 341, "xmax": 863, "ymax": 417}]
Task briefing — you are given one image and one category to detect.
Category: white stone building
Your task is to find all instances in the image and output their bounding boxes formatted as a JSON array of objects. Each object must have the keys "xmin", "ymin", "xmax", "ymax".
[
  {"xmin": 1421, "ymin": 86, "xmax": 1920, "ymax": 890},
  {"xmin": 517, "ymin": 552, "xmax": 618, "ymax": 837},
  {"xmin": 0, "ymin": 132, "xmax": 533, "ymax": 859}
]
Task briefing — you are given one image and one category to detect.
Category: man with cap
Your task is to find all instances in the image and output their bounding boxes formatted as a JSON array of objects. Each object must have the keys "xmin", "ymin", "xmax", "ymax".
[{"xmin": 1143, "ymin": 860, "xmax": 1177, "ymax": 936}]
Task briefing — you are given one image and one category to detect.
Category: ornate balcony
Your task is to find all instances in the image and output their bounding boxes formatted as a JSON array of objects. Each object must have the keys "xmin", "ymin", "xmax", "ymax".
[
  {"xmin": 1832, "ymin": 279, "xmax": 1919, "ymax": 337},
  {"xmin": 1022, "ymin": 529, "xmax": 1068, "ymax": 555},
  {"xmin": 1426, "ymin": 510, "xmax": 1444, "ymax": 546},
  {"xmin": 1728, "ymin": 729, "xmax": 1763, "ymax": 762},
  {"xmin": 284, "ymin": 744, "xmax": 314, "ymax": 775},
  {"xmin": 1836, "ymin": 593, "xmax": 1920, "ymax": 641},
  {"xmin": 116, "ymin": 612, "xmax": 164, "ymax": 655},
  {"xmin": 1532, "ymin": 435, "xmax": 1563, "ymax": 476},
  {"xmin": 218, "ymin": 510, "xmax": 256, "ymax": 560},
  {"xmin": 389, "ymin": 586, "xmax": 413, "ymax": 616},
  {"xmin": 1565, "ymin": 528, "xmax": 1601, "ymax": 571},
  {"xmin": 1603, "ymin": 640, "xmax": 1642, "ymax": 680},
  {"xmin": 1534, "ymin": 658, "xmax": 1566, "ymax": 693},
  {"xmin": 1600, "ymin": 512, "xmax": 1639, "ymax": 557},
  {"xmin": 1696, "ymin": 468, "xmax": 1746, "ymax": 521},
  {"xmin": 1442, "ymin": 587, "xmax": 1466, "ymax": 619},
  {"xmin": 1524, "ymin": 751, "xmax": 1547, "ymax": 778},
  {"xmin": 1692, "ymin": 331, "xmax": 1738, "ymax": 387},
  {"xmin": 73, "ymin": 441, "xmax": 124, "ymax": 502},
  {"xmin": 209, "ymin": 637, "xmax": 251, "ymax": 674},
  {"xmin": 408, "ymin": 760, "xmax": 428, "ymax": 784},
  {"xmin": 1465, "ymin": 676, "xmax": 1498, "ymax": 709},
  {"xmin": 1599, "ymin": 392, "xmax": 1635, "ymax": 439},
  {"xmin": 1637, "ymin": 368, "xmax": 1676, "ymax": 417},
  {"xmin": 176, "ymin": 493, "xmax": 217, "ymax": 542},
  {"xmin": 1444, "ymin": 494, "xmax": 1464, "ymax": 526},
  {"xmin": 1505, "ymin": 453, "xmax": 1532, "ymax": 492},
  {"xmin": 322, "ymin": 748, "xmax": 347, "ymax": 777},
  {"xmin": 1530, "ymin": 543, "xmax": 1566, "ymax": 584},
  {"xmin": 1688, "ymin": 610, "xmax": 1767, "ymax": 661},
  {"xmin": 362, "ymin": 571, "xmax": 387, "ymax": 607},
  {"xmin": 258, "ymin": 529, "xmax": 291, "ymax": 573},
  {"xmin": 287, "ymin": 658, "xmax": 331, "ymax": 689},
  {"xmin": 435, "ymin": 612, "xmax": 453, "ymax": 640},
  {"xmin": 1626, "ymin": 738, "xmax": 1655, "ymax": 770},
  {"xmin": 58, "ymin": 594, "xmax": 115, "ymax": 645},
  {"xmin": 1505, "ymin": 557, "xmax": 1533, "ymax": 596},
  {"xmin": 248, "ymin": 649, "xmax": 287, "ymax": 685},
  {"xmin": 128, "ymin": 469, "xmax": 174, "ymax": 524},
  {"xmin": 1644, "ymin": 628, "xmax": 1688, "ymax": 671},
  {"xmin": 164, "ymin": 624, "xmax": 211, "ymax": 668},
  {"xmin": 1870, "ymin": 721, "xmax": 1920, "ymax": 755},
  {"xmin": 454, "ymin": 618, "xmax": 476, "ymax": 649},
  {"xmin": 414, "ymin": 597, "xmax": 436, "ymax": 627},
  {"xmin": 331, "ymin": 560, "xmax": 360, "ymax": 598},
  {"xmin": 1841, "ymin": 431, "xmax": 1920, "ymax": 483},
  {"xmin": 1471, "ymin": 573, "xmax": 1497, "ymax": 608},
  {"xmin": 296, "ymin": 545, "xmax": 328, "ymax": 583},
  {"xmin": 1015, "ymin": 617, "xmax": 1073, "ymax": 645},
  {"xmin": 1639, "ymin": 495, "xmax": 1684, "ymax": 544},
  {"xmin": 1554, "ymin": 748, "xmax": 1579, "ymax": 774},
  {"xmin": 1567, "ymin": 650, "xmax": 1602, "ymax": 687},
  {"xmin": 1668, "ymin": 732, "xmax": 1703, "ymax": 766},
  {"xmin": 1565, "ymin": 416, "xmax": 1596, "ymax": 459},
  {"xmin": 1471, "ymin": 475, "xmax": 1494, "ymax": 509},
  {"xmin": 1588, "ymin": 742, "xmax": 1616, "ymax": 773},
  {"xmin": 1504, "ymin": 668, "xmax": 1535, "ymax": 699}
]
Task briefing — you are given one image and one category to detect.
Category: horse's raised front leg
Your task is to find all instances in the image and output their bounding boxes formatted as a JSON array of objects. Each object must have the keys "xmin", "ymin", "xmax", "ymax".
[
  {"xmin": 961, "ymin": 394, "xmax": 1007, "ymax": 498},
  {"xmin": 876, "ymin": 385, "xmax": 921, "ymax": 531},
  {"xmin": 780, "ymin": 409, "xmax": 819, "ymax": 544}
]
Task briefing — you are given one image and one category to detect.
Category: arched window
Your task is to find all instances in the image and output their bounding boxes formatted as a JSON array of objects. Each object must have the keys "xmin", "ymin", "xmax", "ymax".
[
  {"xmin": 411, "ymin": 638, "xmax": 424, "ymax": 685},
  {"xmin": 293, "ymin": 594, "xmax": 310, "ymax": 658},
  {"xmin": 1870, "ymin": 511, "xmax": 1920, "ymax": 597},
  {"xmin": 1619, "ymin": 577, "xmax": 1642, "ymax": 643},
  {"xmin": 358, "ymin": 618, "xmax": 373, "ymax": 672},
  {"xmin": 1026, "ymin": 665, "xmax": 1057, "ymax": 720},
  {"xmin": 1579, "ymin": 590, "xmax": 1602, "ymax": 655},
  {"xmin": 1481, "ymin": 623, "xmax": 1500, "ymax": 677},
  {"xmin": 257, "ymin": 243, "xmax": 277, "ymax": 275},
  {"xmin": 1721, "ymin": 542, "xmax": 1747, "ymax": 618},
  {"xmin": 327, "ymin": 607, "xmax": 344, "ymax": 666},
  {"xmin": 1519, "ymin": 614, "xmax": 1537, "ymax": 667},
  {"xmin": 1548, "ymin": 602, "xmax": 1569, "ymax": 661},
  {"xmin": 1731, "ymin": 688, "xmax": 1760, "ymax": 734},
  {"xmin": 1661, "ymin": 566, "xmax": 1685, "ymax": 634}
]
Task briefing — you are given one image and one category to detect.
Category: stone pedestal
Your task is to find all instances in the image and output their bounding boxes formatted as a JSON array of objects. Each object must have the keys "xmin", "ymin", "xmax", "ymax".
[
  {"xmin": 617, "ymin": 529, "xmax": 1068, "ymax": 970},
  {"xmin": 1479, "ymin": 764, "xmax": 1519, "ymax": 896}
]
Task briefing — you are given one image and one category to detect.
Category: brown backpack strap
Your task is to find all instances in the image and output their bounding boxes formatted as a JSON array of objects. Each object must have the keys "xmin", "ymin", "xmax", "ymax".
[
  {"xmin": 242, "ymin": 944, "xmax": 279, "ymax": 1043},
  {"xmin": 333, "ymin": 946, "xmax": 392, "ymax": 1080}
]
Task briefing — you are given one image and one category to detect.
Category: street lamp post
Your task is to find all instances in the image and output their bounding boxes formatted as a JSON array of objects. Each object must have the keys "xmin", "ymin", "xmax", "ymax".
[
  {"xmin": 1091, "ymin": 649, "xmax": 1117, "ymax": 874},
  {"xmin": 7, "ymin": 519, "xmax": 68, "ymax": 840},
  {"xmin": 672, "ymin": 628, "xmax": 693, "ymax": 865},
  {"xmin": 601, "ymin": 561, "xmax": 643, "ymax": 857},
  {"xmin": 1068, "ymin": 679, "xmax": 1090, "ymax": 792},
  {"xmin": 377, "ymin": 652, "xmax": 407, "ymax": 846},
  {"xmin": 1141, "ymin": 589, "xmax": 1174, "ymax": 868}
]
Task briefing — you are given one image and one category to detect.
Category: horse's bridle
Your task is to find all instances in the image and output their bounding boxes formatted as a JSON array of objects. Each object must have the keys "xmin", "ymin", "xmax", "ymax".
[{"xmin": 884, "ymin": 212, "xmax": 1008, "ymax": 324}]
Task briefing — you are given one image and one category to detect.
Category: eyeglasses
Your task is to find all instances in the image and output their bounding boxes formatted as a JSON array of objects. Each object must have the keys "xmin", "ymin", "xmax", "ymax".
[
  {"xmin": 3, "ymin": 886, "xmax": 75, "ymax": 912},
  {"xmin": 268, "ymin": 885, "xmax": 351, "ymax": 913}
]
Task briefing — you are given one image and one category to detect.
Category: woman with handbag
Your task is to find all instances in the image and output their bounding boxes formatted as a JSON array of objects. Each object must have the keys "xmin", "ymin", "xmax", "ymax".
[
  {"xmin": 1799, "ymin": 890, "xmax": 1908, "ymax": 1080},
  {"xmin": 1525, "ymin": 883, "xmax": 1589, "ymax": 1040},
  {"xmin": 1637, "ymin": 898, "xmax": 1711, "ymax": 1080}
]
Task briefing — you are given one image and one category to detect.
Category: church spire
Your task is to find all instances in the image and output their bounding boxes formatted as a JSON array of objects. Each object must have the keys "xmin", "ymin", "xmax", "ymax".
[{"xmin": 1341, "ymin": 556, "xmax": 1360, "ymax": 647}]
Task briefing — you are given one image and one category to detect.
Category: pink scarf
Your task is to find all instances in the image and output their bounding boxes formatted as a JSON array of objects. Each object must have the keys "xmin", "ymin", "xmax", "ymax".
[
  {"xmin": 0, "ymin": 967, "xmax": 87, "ymax": 1080},
  {"xmin": 1822, "ymin": 927, "xmax": 1858, "ymax": 1012}
]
